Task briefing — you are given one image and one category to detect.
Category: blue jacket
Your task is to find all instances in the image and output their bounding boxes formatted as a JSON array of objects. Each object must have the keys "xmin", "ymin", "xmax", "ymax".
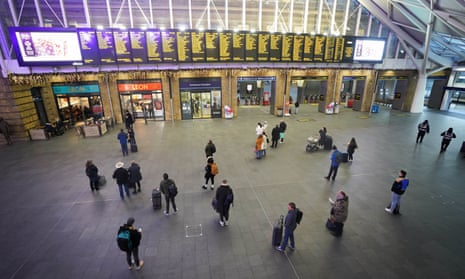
[
  {"xmin": 330, "ymin": 150, "xmax": 340, "ymax": 167},
  {"xmin": 117, "ymin": 131, "xmax": 128, "ymax": 145}
]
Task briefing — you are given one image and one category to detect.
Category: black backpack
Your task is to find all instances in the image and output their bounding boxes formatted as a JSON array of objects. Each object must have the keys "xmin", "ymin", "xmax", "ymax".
[
  {"xmin": 168, "ymin": 183, "xmax": 178, "ymax": 197},
  {"xmin": 335, "ymin": 151, "xmax": 343, "ymax": 164},
  {"xmin": 117, "ymin": 229, "xmax": 132, "ymax": 252},
  {"xmin": 296, "ymin": 208, "xmax": 303, "ymax": 225}
]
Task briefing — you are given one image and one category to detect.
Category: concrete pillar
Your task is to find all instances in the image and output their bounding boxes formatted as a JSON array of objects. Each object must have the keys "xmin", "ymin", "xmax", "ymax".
[{"xmin": 410, "ymin": 73, "xmax": 427, "ymax": 113}]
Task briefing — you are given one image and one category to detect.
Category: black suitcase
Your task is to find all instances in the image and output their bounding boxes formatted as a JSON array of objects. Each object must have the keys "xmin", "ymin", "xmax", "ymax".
[
  {"xmin": 130, "ymin": 143, "xmax": 138, "ymax": 152},
  {"xmin": 341, "ymin": 153, "xmax": 349, "ymax": 163},
  {"xmin": 152, "ymin": 189, "xmax": 162, "ymax": 210},
  {"xmin": 460, "ymin": 141, "xmax": 465, "ymax": 153},
  {"xmin": 272, "ymin": 215, "xmax": 284, "ymax": 246},
  {"xmin": 324, "ymin": 136, "xmax": 333, "ymax": 150}
]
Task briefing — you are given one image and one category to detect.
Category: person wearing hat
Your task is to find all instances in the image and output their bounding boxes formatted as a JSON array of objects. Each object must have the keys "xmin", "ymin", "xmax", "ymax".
[
  {"xmin": 118, "ymin": 217, "xmax": 144, "ymax": 270},
  {"xmin": 112, "ymin": 162, "xmax": 130, "ymax": 200}
]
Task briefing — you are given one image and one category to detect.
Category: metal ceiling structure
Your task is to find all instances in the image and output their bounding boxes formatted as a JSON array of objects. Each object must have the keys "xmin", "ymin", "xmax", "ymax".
[{"xmin": 1, "ymin": 0, "xmax": 465, "ymax": 72}]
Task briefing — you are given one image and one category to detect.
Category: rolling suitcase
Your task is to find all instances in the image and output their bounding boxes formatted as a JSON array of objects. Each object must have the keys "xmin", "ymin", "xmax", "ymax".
[
  {"xmin": 130, "ymin": 143, "xmax": 138, "ymax": 152},
  {"xmin": 272, "ymin": 215, "xmax": 284, "ymax": 246},
  {"xmin": 152, "ymin": 189, "xmax": 162, "ymax": 210},
  {"xmin": 341, "ymin": 153, "xmax": 349, "ymax": 163},
  {"xmin": 460, "ymin": 141, "xmax": 465, "ymax": 153},
  {"xmin": 324, "ymin": 136, "xmax": 333, "ymax": 150}
]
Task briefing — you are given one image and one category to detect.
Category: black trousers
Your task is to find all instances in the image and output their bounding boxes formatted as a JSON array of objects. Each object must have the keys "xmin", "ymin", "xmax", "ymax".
[
  {"xmin": 416, "ymin": 131, "xmax": 426, "ymax": 143},
  {"xmin": 165, "ymin": 195, "xmax": 177, "ymax": 213},
  {"xmin": 327, "ymin": 166, "xmax": 339, "ymax": 179},
  {"xmin": 126, "ymin": 246, "xmax": 140, "ymax": 267}
]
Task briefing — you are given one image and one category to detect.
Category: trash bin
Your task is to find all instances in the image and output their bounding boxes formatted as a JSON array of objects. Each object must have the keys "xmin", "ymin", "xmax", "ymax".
[
  {"xmin": 277, "ymin": 107, "xmax": 283, "ymax": 117},
  {"xmin": 371, "ymin": 104, "xmax": 379, "ymax": 113}
]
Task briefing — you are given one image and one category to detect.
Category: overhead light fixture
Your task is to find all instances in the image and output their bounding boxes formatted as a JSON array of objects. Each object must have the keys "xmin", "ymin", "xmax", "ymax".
[{"xmin": 97, "ymin": 25, "xmax": 104, "ymax": 30}]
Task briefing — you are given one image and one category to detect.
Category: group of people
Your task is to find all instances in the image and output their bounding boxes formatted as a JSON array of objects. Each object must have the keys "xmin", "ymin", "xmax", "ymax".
[
  {"xmin": 415, "ymin": 119, "xmax": 459, "ymax": 153},
  {"xmin": 255, "ymin": 120, "xmax": 287, "ymax": 159}
]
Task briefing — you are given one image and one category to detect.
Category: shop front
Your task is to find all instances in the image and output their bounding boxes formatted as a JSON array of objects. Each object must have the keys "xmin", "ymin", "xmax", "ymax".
[
  {"xmin": 180, "ymin": 77, "xmax": 222, "ymax": 119},
  {"xmin": 52, "ymin": 82, "xmax": 103, "ymax": 124},
  {"xmin": 375, "ymin": 76, "xmax": 409, "ymax": 109},
  {"xmin": 117, "ymin": 80, "xmax": 164, "ymax": 121},
  {"xmin": 342, "ymin": 76, "xmax": 367, "ymax": 111},
  {"xmin": 237, "ymin": 77, "xmax": 276, "ymax": 110}
]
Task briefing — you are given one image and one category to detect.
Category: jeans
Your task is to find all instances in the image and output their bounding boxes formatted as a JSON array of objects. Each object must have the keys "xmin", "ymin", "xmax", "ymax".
[
  {"xmin": 118, "ymin": 183, "xmax": 130, "ymax": 199},
  {"xmin": 327, "ymin": 165, "xmax": 339, "ymax": 179},
  {"xmin": 165, "ymin": 195, "xmax": 177, "ymax": 213},
  {"xmin": 389, "ymin": 192, "xmax": 402, "ymax": 212},
  {"xmin": 121, "ymin": 143, "xmax": 129, "ymax": 156},
  {"xmin": 126, "ymin": 246, "xmax": 140, "ymax": 267},
  {"xmin": 279, "ymin": 227, "xmax": 295, "ymax": 249}
]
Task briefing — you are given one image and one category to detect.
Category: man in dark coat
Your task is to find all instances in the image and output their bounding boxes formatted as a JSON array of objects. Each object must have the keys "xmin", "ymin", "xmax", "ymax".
[
  {"xmin": 113, "ymin": 162, "xmax": 130, "ymax": 200},
  {"xmin": 128, "ymin": 161, "xmax": 142, "ymax": 193},
  {"xmin": 118, "ymin": 217, "xmax": 144, "ymax": 270},
  {"xmin": 275, "ymin": 202, "xmax": 298, "ymax": 252},
  {"xmin": 85, "ymin": 160, "xmax": 99, "ymax": 191},
  {"xmin": 205, "ymin": 140, "xmax": 216, "ymax": 158},
  {"xmin": 159, "ymin": 173, "xmax": 178, "ymax": 216},
  {"xmin": 215, "ymin": 179, "xmax": 234, "ymax": 227},
  {"xmin": 279, "ymin": 120, "xmax": 287, "ymax": 143},
  {"xmin": 125, "ymin": 110, "xmax": 134, "ymax": 130},
  {"xmin": 271, "ymin": 124, "xmax": 280, "ymax": 148}
]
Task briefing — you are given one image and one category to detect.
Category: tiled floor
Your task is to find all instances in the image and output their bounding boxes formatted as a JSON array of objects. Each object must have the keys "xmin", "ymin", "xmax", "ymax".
[{"xmin": 1, "ymin": 105, "xmax": 464, "ymax": 279}]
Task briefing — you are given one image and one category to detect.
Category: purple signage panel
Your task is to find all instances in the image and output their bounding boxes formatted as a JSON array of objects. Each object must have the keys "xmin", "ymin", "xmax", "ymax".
[
  {"xmin": 78, "ymin": 28, "xmax": 100, "ymax": 65},
  {"xmin": 179, "ymin": 77, "xmax": 222, "ymax": 89},
  {"xmin": 96, "ymin": 30, "xmax": 117, "ymax": 64},
  {"xmin": 146, "ymin": 30, "xmax": 163, "ymax": 62},
  {"xmin": 114, "ymin": 30, "xmax": 132, "ymax": 63},
  {"xmin": 129, "ymin": 29, "xmax": 148, "ymax": 64},
  {"xmin": 161, "ymin": 30, "xmax": 178, "ymax": 62},
  {"xmin": 8, "ymin": 27, "xmax": 83, "ymax": 66}
]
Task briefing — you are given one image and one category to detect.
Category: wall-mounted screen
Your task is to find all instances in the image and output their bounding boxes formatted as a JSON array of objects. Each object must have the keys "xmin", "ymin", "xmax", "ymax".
[
  {"xmin": 9, "ymin": 27, "xmax": 83, "ymax": 66},
  {"xmin": 353, "ymin": 38, "xmax": 386, "ymax": 62}
]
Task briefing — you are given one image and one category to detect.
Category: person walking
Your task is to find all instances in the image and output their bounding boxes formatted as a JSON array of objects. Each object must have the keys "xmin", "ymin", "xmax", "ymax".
[
  {"xmin": 325, "ymin": 145, "xmax": 341, "ymax": 181},
  {"xmin": 205, "ymin": 139, "xmax": 216, "ymax": 158},
  {"xmin": 416, "ymin": 120, "xmax": 430, "ymax": 143},
  {"xmin": 117, "ymin": 129, "xmax": 129, "ymax": 156},
  {"xmin": 85, "ymin": 160, "xmax": 100, "ymax": 192},
  {"xmin": 113, "ymin": 162, "xmax": 130, "ymax": 200},
  {"xmin": 117, "ymin": 217, "xmax": 144, "ymax": 270},
  {"xmin": 215, "ymin": 179, "xmax": 234, "ymax": 226},
  {"xmin": 347, "ymin": 137, "xmax": 358, "ymax": 161},
  {"xmin": 275, "ymin": 202, "xmax": 298, "ymax": 252},
  {"xmin": 202, "ymin": 157, "xmax": 218, "ymax": 190},
  {"xmin": 385, "ymin": 170, "xmax": 409, "ymax": 215},
  {"xmin": 0, "ymin": 117, "xmax": 13, "ymax": 145},
  {"xmin": 440, "ymin": 127, "xmax": 456, "ymax": 152},
  {"xmin": 279, "ymin": 120, "xmax": 287, "ymax": 143},
  {"xmin": 128, "ymin": 161, "xmax": 142, "ymax": 194},
  {"xmin": 271, "ymin": 124, "xmax": 280, "ymax": 148},
  {"xmin": 326, "ymin": 190, "xmax": 349, "ymax": 236},
  {"xmin": 294, "ymin": 101, "xmax": 299, "ymax": 114},
  {"xmin": 125, "ymin": 110, "xmax": 134, "ymax": 130},
  {"xmin": 159, "ymin": 173, "xmax": 178, "ymax": 216}
]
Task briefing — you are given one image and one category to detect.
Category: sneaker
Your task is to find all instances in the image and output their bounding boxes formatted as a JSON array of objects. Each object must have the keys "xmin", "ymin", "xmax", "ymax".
[
  {"xmin": 128, "ymin": 264, "xmax": 134, "ymax": 270},
  {"xmin": 164, "ymin": 211, "xmax": 169, "ymax": 216},
  {"xmin": 324, "ymin": 176, "xmax": 330, "ymax": 180},
  {"xmin": 173, "ymin": 210, "xmax": 178, "ymax": 214},
  {"xmin": 224, "ymin": 220, "xmax": 229, "ymax": 226},
  {"xmin": 211, "ymin": 185, "xmax": 215, "ymax": 190},
  {"xmin": 136, "ymin": 261, "xmax": 144, "ymax": 270},
  {"xmin": 288, "ymin": 245, "xmax": 295, "ymax": 250},
  {"xmin": 202, "ymin": 185, "xmax": 207, "ymax": 190},
  {"xmin": 384, "ymin": 208, "xmax": 392, "ymax": 214},
  {"xmin": 275, "ymin": 246, "xmax": 285, "ymax": 252},
  {"xmin": 219, "ymin": 220, "xmax": 225, "ymax": 227}
]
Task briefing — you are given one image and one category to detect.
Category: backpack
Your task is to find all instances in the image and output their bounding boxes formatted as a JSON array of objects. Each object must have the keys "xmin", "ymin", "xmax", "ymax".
[
  {"xmin": 168, "ymin": 182, "xmax": 178, "ymax": 197},
  {"xmin": 296, "ymin": 208, "xmax": 303, "ymax": 225},
  {"xmin": 211, "ymin": 163, "xmax": 219, "ymax": 175},
  {"xmin": 224, "ymin": 190, "xmax": 234, "ymax": 206},
  {"xmin": 335, "ymin": 151, "xmax": 343, "ymax": 164},
  {"xmin": 117, "ymin": 229, "xmax": 132, "ymax": 252}
]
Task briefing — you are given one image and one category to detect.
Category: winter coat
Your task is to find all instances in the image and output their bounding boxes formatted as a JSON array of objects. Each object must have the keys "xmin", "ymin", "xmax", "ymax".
[
  {"xmin": 85, "ymin": 164, "xmax": 99, "ymax": 180},
  {"xmin": 216, "ymin": 184, "xmax": 233, "ymax": 215},
  {"xmin": 284, "ymin": 209, "xmax": 298, "ymax": 231},
  {"xmin": 113, "ymin": 168, "xmax": 129, "ymax": 184},
  {"xmin": 128, "ymin": 164, "xmax": 142, "ymax": 183},
  {"xmin": 205, "ymin": 143, "xmax": 216, "ymax": 157},
  {"xmin": 331, "ymin": 198, "xmax": 349, "ymax": 223}
]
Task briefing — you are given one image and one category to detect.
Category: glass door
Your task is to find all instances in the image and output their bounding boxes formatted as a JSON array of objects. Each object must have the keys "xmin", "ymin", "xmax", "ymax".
[{"xmin": 192, "ymin": 92, "xmax": 211, "ymax": 119}]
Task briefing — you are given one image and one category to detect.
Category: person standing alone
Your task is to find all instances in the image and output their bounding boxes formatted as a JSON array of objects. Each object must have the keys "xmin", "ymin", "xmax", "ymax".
[
  {"xmin": 205, "ymin": 139, "xmax": 216, "ymax": 158},
  {"xmin": 325, "ymin": 145, "xmax": 341, "ymax": 181},
  {"xmin": 85, "ymin": 160, "xmax": 100, "ymax": 192},
  {"xmin": 117, "ymin": 217, "xmax": 144, "ymax": 270},
  {"xmin": 275, "ymin": 202, "xmax": 298, "ymax": 252},
  {"xmin": 159, "ymin": 173, "xmax": 178, "ymax": 216},
  {"xmin": 416, "ymin": 120, "xmax": 430, "ymax": 143},
  {"xmin": 385, "ymin": 170, "xmax": 409, "ymax": 215},
  {"xmin": 117, "ymin": 129, "xmax": 129, "ymax": 156},
  {"xmin": 215, "ymin": 180, "xmax": 234, "ymax": 226}
]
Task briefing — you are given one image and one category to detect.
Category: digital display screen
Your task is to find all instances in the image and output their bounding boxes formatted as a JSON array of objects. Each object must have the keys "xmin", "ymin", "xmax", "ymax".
[
  {"xmin": 129, "ymin": 29, "xmax": 148, "ymax": 63},
  {"xmin": 114, "ymin": 30, "xmax": 132, "ymax": 63},
  {"xmin": 176, "ymin": 31, "xmax": 192, "ymax": 62},
  {"xmin": 96, "ymin": 30, "xmax": 117, "ymax": 64},
  {"xmin": 78, "ymin": 28, "xmax": 100, "ymax": 65},
  {"xmin": 9, "ymin": 27, "xmax": 83, "ymax": 66},
  {"xmin": 353, "ymin": 38, "xmax": 386, "ymax": 62},
  {"xmin": 219, "ymin": 31, "xmax": 232, "ymax": 62}
]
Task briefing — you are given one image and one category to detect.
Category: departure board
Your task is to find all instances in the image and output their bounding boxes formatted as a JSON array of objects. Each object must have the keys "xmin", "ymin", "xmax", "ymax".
[
  {"xmin": 245, "ymin": 33, "xmax": 258, "ymax": 61},
  {"xmin": 313, "ymin": 35, "xmax": 326, "ymax": 62},
  {"xmin": 342, "ymin": 36, "xmax": 354, "ymax": 63},
  {"xmin": 292, "ymin": 34, "xmax": 304, "ymax": 62},
  {"xmin": 96, "ymin": 30, "xmax": 116, "ymax": 64},
  {"xmin": 302, "ymin": 35, "xmax": 314, "ymax": 62},
  {"xmin": 146, "ymin": 30, "xmax": 162, "ymax": 62},
  {"xmin": 333, "ymin": 37, "xmax": 345, "ymax": 62},
  {"xmin": 114, "ymin": 30, "xmax": 132, "ymax": 63},
  {"xmin": 281, "ymin": 34, "xmax": 293, "ymax": 62},
  {"xmin": 205, "ymin": 31, "xmax": 219, "ymax": 61},
  {"xmin": 129, "ymin": 29, "xmax": 147, "ymax": 63},
  {"xmin": 324, "ymin": 37, "xmax": 336, "ymax": 62},
  {"xmin": 78, "ymin": 28, "xmax": 100, "ymax": 65},
  {"xmin": 232, "ymin": 32, "xmax": 245, "ymax": 62},
  {"xmin": 219, "ymin": 31, "xmax": 232, "ymax": 62},
  {"xmin": 191, "ymin": 31, "xmax": 205, "ymax": 62},
  {"xmin": 257, "ymin": 32, "xmax": 270, "ymax": 61},
  {"xmin": 161, "ymin": 30, "xmax": 177, "ymax": 62},
  {"xmin": 176, "ymin": 31, "xmax": 192, "ymax": 62},
  {"xmin": 269, "ymin": 33, "xmax": 282, "ymax": 62}
]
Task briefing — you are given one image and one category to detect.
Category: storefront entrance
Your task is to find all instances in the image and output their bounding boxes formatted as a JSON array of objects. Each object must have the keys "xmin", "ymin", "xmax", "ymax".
[
  {"xmin": 117, "ymin": 80, "xmax": 164, "ymax": 121},
  {"xmin": 180, "ymin": 78, "xmax": 222, "ymax": 120},
  {"xmin": 237, "ymin": 77, "xmax": 276, "ymax": 113}
]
